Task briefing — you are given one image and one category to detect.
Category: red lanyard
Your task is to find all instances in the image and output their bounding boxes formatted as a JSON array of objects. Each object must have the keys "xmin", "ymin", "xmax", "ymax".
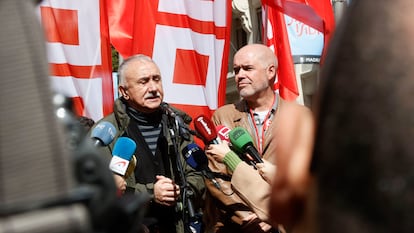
[{"xmin": 248, "ymin": 96, "xmax": 276, "ymax": 154}]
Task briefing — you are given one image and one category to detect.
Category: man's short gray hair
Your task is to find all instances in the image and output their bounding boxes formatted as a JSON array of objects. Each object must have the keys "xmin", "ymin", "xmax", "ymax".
[{"xmin": 118, "ymin": 54, "xmax": 155, "ymax": 87}]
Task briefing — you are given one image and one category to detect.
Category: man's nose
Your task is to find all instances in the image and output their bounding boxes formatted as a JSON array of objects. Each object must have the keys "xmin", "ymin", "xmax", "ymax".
[
  {"xmin": 235, "ymin": 73, "xmax": 245, "ymax": 82},
  {"xmin": 148, "ymin": 81, "xmax": 157, "ymax": 91}
]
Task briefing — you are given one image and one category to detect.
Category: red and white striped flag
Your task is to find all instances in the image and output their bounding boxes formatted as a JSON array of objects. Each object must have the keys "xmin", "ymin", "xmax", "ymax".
[
  {"xmin": 107, "ymin": 0, "xmax": 232, "ymax": 123},
  {"xmin": 262, "ymin": 0, "xmax": 335, "ymax": 101},
  {"xmin": 38, "ymin": 0, "xmax": 114, "ymax": 121}
]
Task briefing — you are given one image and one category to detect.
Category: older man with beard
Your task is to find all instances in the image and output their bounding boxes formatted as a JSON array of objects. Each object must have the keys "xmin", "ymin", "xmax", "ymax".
[{"xmin": 204, "ymin": 44, "xmax": 312, "ymax": 233}]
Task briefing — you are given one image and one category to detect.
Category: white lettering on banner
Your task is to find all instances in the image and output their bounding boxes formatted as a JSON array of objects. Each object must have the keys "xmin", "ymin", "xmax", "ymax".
[
  {"xmin": 196, "ymin": 117, "xmax": 212, "ymax": 135},
  {"xmin": 50, "ymin": 77, "xmax": 103, "ymax": 120},
  {"xmin": 285, "ymin": 15, "xmax": 323, "ymax": 56},
  {"xmin": 286, "ymin": 17, "xmax": 322, "ymax": 38},
  {"xmin": 158, "ymin": 0, "xmax": 227, "ymax": 26},
  {"xmin": 152, "ymin": 25, "xmax": 224, "ymax": 109}
]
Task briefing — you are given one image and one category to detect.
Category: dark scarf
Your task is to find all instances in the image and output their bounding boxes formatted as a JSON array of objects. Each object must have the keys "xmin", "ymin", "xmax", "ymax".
[{"xmin": 127, "ymin": 106, "xmax": 162, "ymax": 155}]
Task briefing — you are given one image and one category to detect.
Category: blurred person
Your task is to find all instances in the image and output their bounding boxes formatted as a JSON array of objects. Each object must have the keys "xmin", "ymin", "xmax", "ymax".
[
  {"xmin": 268, "ymin": 102, "xmax": 315, "ymax": 233},
  {"xmin": 204, "ymin": 43, "xmax": 312, "ymax": 233},
  {"xmin": 91, "ymin": 54, "xmax": 205, "ymax": 233},
  {"xmin": 269, "ymin": 0, "xmax": 414, "ymax": 233}
]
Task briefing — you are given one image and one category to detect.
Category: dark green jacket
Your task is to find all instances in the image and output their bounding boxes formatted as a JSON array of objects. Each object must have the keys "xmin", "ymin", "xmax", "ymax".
[{"xmin": 92, "ymin": 98, "xmax": 205, "ymax": 233}]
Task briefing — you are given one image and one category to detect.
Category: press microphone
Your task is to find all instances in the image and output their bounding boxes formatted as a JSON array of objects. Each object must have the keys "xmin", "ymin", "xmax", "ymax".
[
  {"xmin": 182, "ymin": 143, "xmax": 221, "ymax": 190},
  {"xmin": 160, "ymin": 102, "xmax": 193, "ymax": 140},
  {"xmin": 216, "ymin": 125, "xmax": 253, "ymax": 165},
  {"xmin": 160, "ymin": 102, "xmax": 177, "ymax": 117},
  {"xmin": 91, "ymin": 121, "xmax": 117, "ymax": 146},
  {"xmin": 228, "ymin": 127, "xmax": 264, "ymax": 164},
  {"xmin": 215, "ymin": 125, "xmax": 231, "ymax": 143},
  {"xmin": 109, "ymin": 137, "xmax": 137, "ymax": 176},
  {"xmin": 194, "ymin": 115, "xmax": 219, "ymax": 145}
]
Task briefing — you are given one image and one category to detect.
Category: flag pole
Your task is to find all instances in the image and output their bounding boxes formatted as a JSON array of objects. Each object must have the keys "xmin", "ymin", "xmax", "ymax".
[{"xmin": 262, "ymin": 3, "xmax": 269, "ymax": 45}]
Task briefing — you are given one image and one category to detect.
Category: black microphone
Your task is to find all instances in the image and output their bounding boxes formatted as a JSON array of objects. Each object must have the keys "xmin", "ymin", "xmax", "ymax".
[
  {"xmin": 193, "ymin": 114, "xmax": 219, "ymax": 145},
  {"xmin": 228, "ymin": 127, "xmax": 264, "ymax": 164},
  {"xmin": 90, "ymin": 121, "xmax": 117, "ymax": 146},
  {"xmin": 160, "ymin": 102, "xmax": 193, "ymax": 141},
  {"xmin": 182, "ymin": 143, "xmax": 221, "ymax": 190},
  {"xmin": 160, "ymin": 102, "xmax": 177, "ymax": 117}
]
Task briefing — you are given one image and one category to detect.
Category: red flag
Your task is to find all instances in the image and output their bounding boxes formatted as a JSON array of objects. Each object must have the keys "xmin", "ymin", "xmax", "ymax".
[
  {"xmin": 263, "ymin": 0, "xmax": 335, "ymax": 59},
  {"xmin": 39, "ymin": 0, "xmax": 114, "ymax": 121},
  {"xmin": 306, "ymin": 0, "xmax": 336, "ymax": 58},
  {"xmin": 263, "ymin": 4, "xmax": 299, "ymax": 101},
  {"xmin": 107, "ymin": 0, "xmax": 232, "ymax": 135},
  {"xmin": 262, "ymin": 0, "xmax": 335, "ymax": 101}
]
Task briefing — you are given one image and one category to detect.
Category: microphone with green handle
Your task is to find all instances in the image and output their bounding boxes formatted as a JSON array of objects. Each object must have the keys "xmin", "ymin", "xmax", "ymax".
[{"xmin": 228, "ymin": 127, "xmax": 264, "ymax": 164}]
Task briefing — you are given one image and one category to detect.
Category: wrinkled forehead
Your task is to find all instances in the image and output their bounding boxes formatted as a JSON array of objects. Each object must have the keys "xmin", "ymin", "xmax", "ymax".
[
  {"xmin": 126, "ymin": 60, "xmax": 161, "ymax": 79},
  {"xmin": 234, "ymin": 49, "xmax": 260, "ymax": 66}
]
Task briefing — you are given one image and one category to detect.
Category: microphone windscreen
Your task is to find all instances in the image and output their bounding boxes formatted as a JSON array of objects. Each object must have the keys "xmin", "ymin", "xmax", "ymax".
[
  {"xmin": 91, "ymin": 121, "xmax": 116, "ymax": 145},
  {"xmin": 112, "ymin": 137, "xmax": 136, "ymax": 161},
  {"xmin": 192, "ymin": 147, "xmax": 209, "ymax": 168},
  {"xmin": 216, "ymin": 125, "xmax": 231, "ymax": 143},
  {"xmin": 182, "ymin": 143, "xmax": 201, "ymax": 169},
  {"xmin": 229, "ymin": 127, "xmax": 254, "ymax": 151},
  {"xmin": 110, "ymin": 137, "xmax": 136, "ymax": 176},
  {"xmin": 194, "ymin": 114, "xmax": 218, "ymax": 144}
]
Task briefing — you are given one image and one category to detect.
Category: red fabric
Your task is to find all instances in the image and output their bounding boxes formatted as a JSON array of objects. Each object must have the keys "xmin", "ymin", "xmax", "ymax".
[
  {"xmin": 99, "ymin": 0, "xmax": 115, "ymax": 116},
  {"xmin": 263, "ymin": 0, "xmax": 335, "ymax": 60},
  {"xmin": 107, "ymin": 0, "xmax": 158, "ymax": 57},
  {"xmin": 262, "ymin": 0, "xmax": 335, "ymax": 101},
  {"xmin": 40, "ymin": 1, "xmax": 114, "ymax": 120},
  {"xmin": 41, "ymin": 7, "xmax": 79, "ymax": 45},
  {"xmin": 106, "ymin": 0, "xmax": 232, "ymax": 145},
  {"xmin": 264, "ymin": 5, "xmax": 299, "ymax": 101},
  {"xmin": 306, "ymin": 0, "xmax": 336, "ymax": 60}
]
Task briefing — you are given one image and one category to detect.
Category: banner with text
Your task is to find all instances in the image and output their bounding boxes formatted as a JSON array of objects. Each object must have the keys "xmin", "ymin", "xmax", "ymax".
[{"xmin": 262, "ymin": 0, "xmax": 335, "ymax": 101}]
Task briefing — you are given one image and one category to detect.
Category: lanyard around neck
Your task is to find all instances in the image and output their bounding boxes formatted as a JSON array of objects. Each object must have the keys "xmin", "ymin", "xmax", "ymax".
[{"xmin": 247, "ymin": 95, "xmax": 277, "ymax": 154}]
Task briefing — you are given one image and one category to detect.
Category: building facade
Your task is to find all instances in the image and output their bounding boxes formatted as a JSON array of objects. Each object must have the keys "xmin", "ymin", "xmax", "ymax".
[{"xmin": 227, "ymin": 0, "xmax": 350, "ymax": 107}]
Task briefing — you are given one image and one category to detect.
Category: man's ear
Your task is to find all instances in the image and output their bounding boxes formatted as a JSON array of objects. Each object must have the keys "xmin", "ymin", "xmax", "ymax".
[
  {"xmin": 267, "ymin": 64, "xmax": 276, "ymax": 81},
  {"xmin": 119, "ymin": 86, "xmax": 129, "ymax": 100}
]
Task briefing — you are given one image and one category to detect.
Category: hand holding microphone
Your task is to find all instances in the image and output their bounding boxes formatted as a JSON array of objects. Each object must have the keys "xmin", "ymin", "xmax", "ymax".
[
  {"xmin": 216, "ymin": 125, "xmax": 231, "ymax": 143},
  {"xmin": 109, "ymin": 137, "xmax": 136, "ymax": 176},
  {"xmin": 109, "ymin": 137, "xmax": 136, "ymax": 195},
  {"xmin": 205, "ymin": 141, "xmax": 232, "ymax": 163},
  {"xmin": 208, "ymin": 125, "xmax": 236, "ymax": 162},
  {"xmin": 229, "ymin": 127, "xmax": 264, "ymax": 164},
  {"xmin": 255, "ymin": 160, "xmax": 276, "ymax": 184}
]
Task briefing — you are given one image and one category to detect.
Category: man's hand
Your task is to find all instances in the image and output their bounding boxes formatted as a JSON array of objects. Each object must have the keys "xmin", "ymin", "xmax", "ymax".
[
  {"xmin": 113, "ymin": 174, "xmax": 127, "ymax": 194},
  {"xmin": 243, "ymin": 213, "xmax": 273, "ymax": 232},
  {"xmin": 206, "ymin": 141, "xmax": 232, "ymax": 162},
  {"xmin": 153, "ymin": 175, "xmax": 180, "ymax": 206},
  {"xmin": 256, "ymin": 160, "xmax": 276, "ymax": 184}
]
